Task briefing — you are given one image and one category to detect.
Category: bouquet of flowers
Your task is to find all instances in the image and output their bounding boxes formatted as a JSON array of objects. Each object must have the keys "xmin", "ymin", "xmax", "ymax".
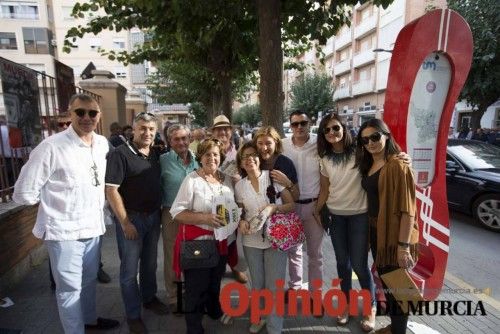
[{"xmin": 265, "ymin": 211, "xmax": 305, "ymax": 251}]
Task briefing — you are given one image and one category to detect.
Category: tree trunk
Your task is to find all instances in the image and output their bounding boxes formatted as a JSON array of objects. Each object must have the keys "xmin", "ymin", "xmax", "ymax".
[
  {"xmin": 470, "ymin": 105, "xmax": 486, "ymax": 131},
  {"xmin": 210, "ymin": 88, "xmax": 222, "ymax": 125},
  {"xmin": 218, "ymin": 73, "xmax": 233, "ymax": 122},
  {"xmin": 256, "ymin": 0, "xmax": 284, "ymax": 136}
]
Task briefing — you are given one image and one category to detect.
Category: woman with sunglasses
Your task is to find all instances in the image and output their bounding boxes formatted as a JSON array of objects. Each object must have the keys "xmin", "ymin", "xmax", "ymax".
[
  {"xmin": 170, "ymin": 138, "xmax": 237, "ymax": 333},
  {"xmin": 235, "ymin": 141, "xmax": 295, "ymax": 334},
  {"xmin": 356, "ymin": 119, "xmax": 418, "ymax": 334},
  {"xmin": 314, "ymin": 113, "xmax": 376, "ymax": 331}
]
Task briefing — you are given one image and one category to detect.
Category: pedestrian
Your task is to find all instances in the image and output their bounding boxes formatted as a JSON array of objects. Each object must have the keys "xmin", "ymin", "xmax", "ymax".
[
  {"xmin": 235, "ymin": 141, "xmax": 295, "ymax": 334},
  {"xmin": 313, "ymin": 113, "xmax": 376, "ymax": 331},
  {"xmin": 356, "ymin": 118, "xmax": 419, "ymax": 334},
  {"xmin": 189, "ymin": 128, "xmax": 206, "ymax": 153},
  {"xmin": 13, "ymin": 93, "xmax": 119, "ymax": 333},
  {"xmin": 282, "ymin": 111, "xmax": 324, "ymax": 310},
  {"xmin": 211, "ymin": 115, "xmax": 248, "ymax": 284},
  {"xmin": 160, "ymin": 124, "xmax": 199, "ymax": 310},
  {"xmin": 105, "ymin": 112, "xmax": 168, "ymax": 334},
  {"xmin": 170, "ymin": 138, "xmax": 237, "ymax": 334},
  {"xmin": 109, "ymin": 122, "xmax": 127, "ymax": 147}
]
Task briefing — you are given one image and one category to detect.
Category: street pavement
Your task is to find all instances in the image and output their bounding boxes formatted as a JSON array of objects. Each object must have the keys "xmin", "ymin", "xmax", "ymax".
[{"xmin": 0, "ymin": 226, "xmax": 499, "ymax": 334}]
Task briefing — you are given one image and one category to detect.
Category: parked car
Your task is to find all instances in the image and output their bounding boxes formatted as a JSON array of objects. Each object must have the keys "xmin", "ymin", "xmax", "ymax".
[{"xmin": 446, "ymin": 139, "xmax": 500, "ymax": 232}]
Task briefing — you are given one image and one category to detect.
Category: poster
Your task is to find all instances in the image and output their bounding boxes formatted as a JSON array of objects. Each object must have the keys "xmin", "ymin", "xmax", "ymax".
[
  {"xmin": 0, "ymin": 58, "xmax": 42, "ymax": 149},
  {"xmin": 54, "ymin": 59, "xmax": 76, "ymax": 113}
]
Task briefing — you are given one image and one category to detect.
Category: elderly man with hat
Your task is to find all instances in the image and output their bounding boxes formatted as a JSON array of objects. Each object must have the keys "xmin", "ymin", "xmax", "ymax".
[{"xmin": 212, "ymin": 115, "xmax": 248, "ymax": 284}]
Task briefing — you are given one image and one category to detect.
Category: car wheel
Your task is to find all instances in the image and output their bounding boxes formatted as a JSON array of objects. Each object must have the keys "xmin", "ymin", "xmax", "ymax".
[{"xmin": 472, "ymin": 194, "xmax": 500, "ymax": 232}]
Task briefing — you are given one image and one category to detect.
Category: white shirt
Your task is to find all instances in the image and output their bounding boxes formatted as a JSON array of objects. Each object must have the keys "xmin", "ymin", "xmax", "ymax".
[
  {"xmin": 234, "ymin": 170, "xmax": 284, "ymax": 249},
  {"xmin": 13, "ymin": 126, "xmax": 109, "ymax": 240},
  {"xmin": 282, "ymin": 135, "xmax": 320, "ymax": 199},
  {"xmin": 319, "ymin": 155, "xmax": 367, "ymax": 215},
  {"xmin": 170, "ymin": 170, "xmax": 237, "ymax": 241}
]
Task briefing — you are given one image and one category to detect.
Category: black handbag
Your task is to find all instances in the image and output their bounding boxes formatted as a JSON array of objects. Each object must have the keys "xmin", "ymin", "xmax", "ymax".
[{"xmin": 180, "ymin": 225, "xmax": 220, "ymax": 270}]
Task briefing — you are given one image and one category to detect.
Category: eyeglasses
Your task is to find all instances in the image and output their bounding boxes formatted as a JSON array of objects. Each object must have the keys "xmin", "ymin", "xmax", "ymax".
[
  {"xmin": 361, "ymin": 132, "xmax": 383, "ymax": 145},
  {"xmin": 90, "ymin": 162, "xmax": 100, "ymax": 187},
  {"xmin": 291, "ymin": 120, "xmax": 309, "ymax": 128},
  {"xmin": 134, "ymin": 112, "xmax": 156, "ymax": 121},
  {"xmin": 58, "ymin": 121, "xmax": 71, "ymax": 127},
  {"xmin": 242, "ymin": 152, "xmax": 259, "ymax": 160},
  {"xmin": 73, "ymin": 108, "xmax": 99, "ymax": 118},
  {"xmin": 323, "ymin": 125, "xmax": 341, "ymax": 134}
]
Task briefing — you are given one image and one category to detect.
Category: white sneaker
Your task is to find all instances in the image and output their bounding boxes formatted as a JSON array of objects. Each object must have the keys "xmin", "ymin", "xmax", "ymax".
[{"xmin": 249, "ymin": 319, "xmax": 266, "ymax": 334}]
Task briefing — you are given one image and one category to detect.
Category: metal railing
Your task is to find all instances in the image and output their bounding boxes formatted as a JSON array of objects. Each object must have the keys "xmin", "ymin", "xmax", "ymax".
[{"xmin": 0, "ymin": 57, "xmax": 101, "ymax": 202}]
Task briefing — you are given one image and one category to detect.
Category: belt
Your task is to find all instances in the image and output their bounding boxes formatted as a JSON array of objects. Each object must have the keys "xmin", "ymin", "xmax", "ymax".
[{"xmin": 295, "ymin": 198, "xmax": 318, "ymax": 204}]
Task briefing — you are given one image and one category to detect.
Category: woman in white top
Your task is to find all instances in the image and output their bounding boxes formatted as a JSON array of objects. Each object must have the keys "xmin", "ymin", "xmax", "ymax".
[
  {"xmin": 235, "ymin": 142, "xmax": 295, "ymax": 334},
  {"xmin": 170, "ymin": 138, "xmax": 236, "ymax": 334}
]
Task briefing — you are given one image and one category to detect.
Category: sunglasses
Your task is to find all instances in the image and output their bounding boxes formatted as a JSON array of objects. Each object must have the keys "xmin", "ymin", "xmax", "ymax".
[
  {"xmin": 242, "ymin": 152, "xmax": 259, "ymax": 160},
  {"xmin": 323, "ymin": 125, "xmax": 341, "ymax": 134},
  {"xmin": 73, "ymin": 108, "xmax": 99, "ymax": 118},
  {"xmin": 58, "ymin": 121, "xmax": 71, "ymax": 127},
  {"xmin": 291, "ymin": 120, "xmax": 309, "ymax": 128},
  {"xmin": 134, "ymin": 112, "xmax": 156, "ymax": 121},
  {"xmin": 361, "ymin": 132, "xmax": 384, "ymax": 145}
]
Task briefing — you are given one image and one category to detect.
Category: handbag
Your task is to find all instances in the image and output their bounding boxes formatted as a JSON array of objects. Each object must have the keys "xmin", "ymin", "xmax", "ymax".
[
  {"xmin": 180, "ymin": 225, "xmax": 220, "ymax": 270},
  {"xmin": 264, "ymin": 171, "xmax": 305, "ymax": 251},
  {"xmin": 380, "ymin": 268, "xmax": 425, "ymax": 313}
]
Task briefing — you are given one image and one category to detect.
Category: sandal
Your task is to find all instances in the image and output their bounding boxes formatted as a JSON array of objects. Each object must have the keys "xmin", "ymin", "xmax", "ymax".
[
  {"xmin": 337, "ymin": 309, "xmax": 349, "ymax": 326},
  {"xmin": 360, "ymin": 307, "xmax": 376, "ymax": 332},
  {"xmin": 249, "ymin": 319, "xmax": 266, "ymax": 333},
  {"xmin": 220, "ymin": 313, "xmax": 234, "ymax": 326}
]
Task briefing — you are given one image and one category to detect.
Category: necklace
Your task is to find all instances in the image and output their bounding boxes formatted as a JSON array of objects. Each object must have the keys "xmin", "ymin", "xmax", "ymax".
[{"xmin": 199, "ymin": 169, "xmax": 223, "ymax": 197}]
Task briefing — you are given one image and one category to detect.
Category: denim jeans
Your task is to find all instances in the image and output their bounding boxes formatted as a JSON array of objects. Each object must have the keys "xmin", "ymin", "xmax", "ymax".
[
  {"xmin": 115, "ymin": 209, "xmax": 161, "ymax": 319},
  {"xmin": 330, "ymin": 212, "xmax": 375, "ymax": 306},
  {"xmin": 244, "ymin": 246, "xmax": 287, "ymax": 334},
  {"xmin": 45, "ymin": 237, "xmax": 100, "ymax": 334}
]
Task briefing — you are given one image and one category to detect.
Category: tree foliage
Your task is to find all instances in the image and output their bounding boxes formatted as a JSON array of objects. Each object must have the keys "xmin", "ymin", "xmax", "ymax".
[
  {"xmin": 189, "ymin": 102, "xmax": 207, "ymax": 128},
  {"xmin": 448, "ymin": 0, "xmax": 500, "ymax": 129},
  {"xmin": 289, "ymin": 73, "xmax": 334, "ymax": 119},
  {"xmin": 233, "ymin": 104, "xmax": 261, "ymax": 127}
]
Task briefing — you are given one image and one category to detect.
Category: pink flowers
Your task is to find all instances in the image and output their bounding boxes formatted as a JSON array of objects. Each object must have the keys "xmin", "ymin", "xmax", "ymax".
[{"xmin": 266, "ymin": 212, "xmax": 305, "ymax": 251}]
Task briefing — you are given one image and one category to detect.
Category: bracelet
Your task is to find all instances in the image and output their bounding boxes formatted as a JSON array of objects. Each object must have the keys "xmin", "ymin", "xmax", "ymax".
[
  {"xmin": 398, "ymin": 241, "xmax": 410, "ymax": 247},
  {"xmin": 286, "ymin": 183, "xmax": 294, "ymax": 190}
]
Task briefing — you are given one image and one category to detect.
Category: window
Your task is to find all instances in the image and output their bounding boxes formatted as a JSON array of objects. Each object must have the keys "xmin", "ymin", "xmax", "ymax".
[
  {"xmin": 22, "ymin": 27, "xmax": 50, "ymax": 54},
  {"xmin": 114, "ymin": 66, "xmax": 127, "ymax": 78},
  {"xmin": 112, "ymin": 37, "xmax": 125, "ymax": 49},
  {"xmin": 22, "ymin": 63, "xmax": 45, "ymax": 73},
  {"xmin": 0, "ymin": 32, "xmax": 17, "ymax": 49},
  {"xmin": 89, "ymin": 37, "xmax": 101, "ymax": 50},
  {"xmin": 0, "ymin": 2, "xmax": 39, "ymax": 19}
]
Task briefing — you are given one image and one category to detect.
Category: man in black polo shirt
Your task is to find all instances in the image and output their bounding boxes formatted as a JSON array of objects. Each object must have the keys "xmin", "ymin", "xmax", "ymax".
[{"xmin": 105, "ymin": 112, "xmax": 168, "ymax": 334}]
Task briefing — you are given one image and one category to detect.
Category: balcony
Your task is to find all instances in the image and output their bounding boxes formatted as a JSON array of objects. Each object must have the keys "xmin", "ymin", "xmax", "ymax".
[
  {"xmin": 353, "ymin": 50, "xmax": 375, "ymax": 68},
  {"xmin": 352, "ymin": 79, "xmax": 375, "ymax": 96},
  {"xmin": 354, "ymin": 15, "xmax": 377, "ymax": 39},
  {"xmin": 335, "ymin": 29, "xmax": 352, "ymax": 50},
  {"xmin": 334, "ymin": 85, "xmax": 351, "ymax": 100},
  {"xmin": 333, "ymin": 59, "xmax": 351, "ymax": 76}
]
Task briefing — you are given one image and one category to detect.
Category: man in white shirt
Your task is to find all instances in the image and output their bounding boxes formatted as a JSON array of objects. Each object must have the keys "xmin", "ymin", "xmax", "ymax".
[
  {"xmin": 13, "ymin": 94, "xmax": 119, "ymax": 333},
  {"xmin": 282, "ymin": 111, "xmax": 324, "ymax": 303}
]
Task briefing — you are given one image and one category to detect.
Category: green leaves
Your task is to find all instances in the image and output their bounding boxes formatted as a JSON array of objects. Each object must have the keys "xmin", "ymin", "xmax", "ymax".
[{"xmin": 289, "ymin": 73, "xmax": 334, "ymax": 118}]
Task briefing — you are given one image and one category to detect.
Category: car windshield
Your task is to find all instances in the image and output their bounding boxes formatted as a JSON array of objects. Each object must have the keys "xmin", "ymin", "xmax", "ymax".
[{"xmin": 448, "ymin": 142, "xmax": 500, "ymax": 170}]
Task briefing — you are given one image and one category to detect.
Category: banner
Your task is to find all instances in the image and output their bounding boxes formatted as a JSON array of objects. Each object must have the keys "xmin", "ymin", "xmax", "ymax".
[{"xmin": 0, "ymin": 58, "xmax": 42, "ymax": 148}]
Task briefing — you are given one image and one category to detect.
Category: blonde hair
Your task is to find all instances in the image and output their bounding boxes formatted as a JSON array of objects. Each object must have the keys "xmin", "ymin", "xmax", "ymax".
[{"xmin": 253, "ymin": 126, "xmax": 283, "ymax": 154}]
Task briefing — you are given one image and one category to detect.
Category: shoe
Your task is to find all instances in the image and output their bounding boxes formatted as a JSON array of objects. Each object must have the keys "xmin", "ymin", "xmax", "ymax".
[
  {"xmin": 374, "ymin": 324, "xmax": 391, "ymax": 334},
  {"xmin": 249, "ymin": 319, "xmax": 266, "ymax": 333},
  {"xmin": 232, "ymin": 269, "xmax": 248, "ymax": 284},
  {"xmin": 337, "ymin": 309, "xmax": 349, "ymax": 326},
  {"xmin": 127, "ymin": 318, "xmax": 147, "ymax": 334},
  {"xmin": 360, "ymin": 307, "xmax": 376, "ymax": 332},
  {"xmin": 143, "ymin": 296, "xmax": 170, "ymax": 315},
  {"xmin": 220, "ymin": 313, "xmax": 234, "ymax": 325},
  {"xmin": 84, "ymin": 317, "xmax": 120, "ymax": 330},
  {"xmin": 97, "ymin": 268, "xmax": 111, "ymax": 284}
]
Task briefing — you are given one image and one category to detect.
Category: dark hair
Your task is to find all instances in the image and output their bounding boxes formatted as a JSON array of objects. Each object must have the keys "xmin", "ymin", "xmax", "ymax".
[
  {"xmin": 317, "ymin": 113, "xmax": 354, "ymax": 159},
  {"xmin": 289, "ymin": 110, "xmax": 309, "ymax": 122},
  {"xmin": 355, "ymin": 118, "xmax": 401, "ymax": 177},
  {"xmin": 68, "ymin": 93, "xmax": 97, "ymax": 109},
  {"xmin": 195, "ymin": 138, "xmax": 226, "ymax": 166},
  {"xmin": 236, "ymin": 141, "xmax": 259, "ymax": 177}
]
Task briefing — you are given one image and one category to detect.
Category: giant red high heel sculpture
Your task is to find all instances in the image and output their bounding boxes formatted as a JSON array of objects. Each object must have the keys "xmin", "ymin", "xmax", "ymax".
[{"xmin": 383, "ymin": 9, "xmax": 473, "ymax": 300}]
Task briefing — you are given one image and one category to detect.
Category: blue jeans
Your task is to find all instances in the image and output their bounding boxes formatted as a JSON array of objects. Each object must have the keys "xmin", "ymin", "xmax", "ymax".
[
  {"xmin": 45, "ymin": 237, "xmax": 100, "ymax": 334},
  {"xmin": 115, "ymin": 209, "xmax": 161, "ymax": 319},
  {"xmin": 330, "ymin": 213, "xmax": 375, "ymax": 306}
]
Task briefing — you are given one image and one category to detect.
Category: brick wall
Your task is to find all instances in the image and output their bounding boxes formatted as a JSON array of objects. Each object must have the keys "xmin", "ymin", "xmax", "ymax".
[{"xmin": 0, "ymin": 204, "xmax": 44, "ymax": 291}]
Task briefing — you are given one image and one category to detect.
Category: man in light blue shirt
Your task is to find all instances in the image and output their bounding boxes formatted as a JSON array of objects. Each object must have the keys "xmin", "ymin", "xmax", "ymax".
[{"xmin": 160, "ymin": 124, "xmax": 199, "ymax": 308}]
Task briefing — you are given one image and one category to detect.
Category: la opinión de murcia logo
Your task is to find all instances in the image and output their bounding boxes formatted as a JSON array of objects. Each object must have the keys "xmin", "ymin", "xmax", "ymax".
[{"xmin": 219, "ymin": 279, "xmax": 487, "ymax": 324}]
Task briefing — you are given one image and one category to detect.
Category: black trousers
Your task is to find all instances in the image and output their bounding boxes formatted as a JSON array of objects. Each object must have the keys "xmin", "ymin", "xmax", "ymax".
[
  {"xmin": 370, "ymin": 225, "xmax": 408, "ymax": 334},
  {"xmin": 183, "ymin": 255, "xmax": 227, "ymax": 334}
]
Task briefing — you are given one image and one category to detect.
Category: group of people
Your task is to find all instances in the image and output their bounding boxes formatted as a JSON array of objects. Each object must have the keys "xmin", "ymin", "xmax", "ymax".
[
  {"xmin": 13, "ymin": 93, "xmax": 418, "ymax": 334},
  {"xmin": 452, "ymin": 125, "xmax": 500, "ymax": 145}
]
